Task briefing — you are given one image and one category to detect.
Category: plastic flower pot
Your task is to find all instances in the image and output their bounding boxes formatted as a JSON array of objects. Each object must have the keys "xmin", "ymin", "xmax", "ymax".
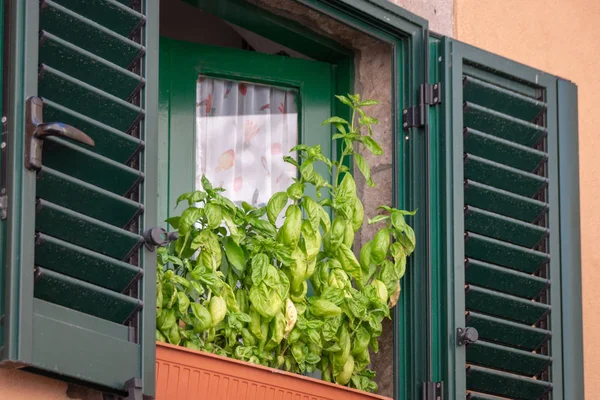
[{"xmin": 156, "ymin": 342, "xmax": 392, "ymax": 400}]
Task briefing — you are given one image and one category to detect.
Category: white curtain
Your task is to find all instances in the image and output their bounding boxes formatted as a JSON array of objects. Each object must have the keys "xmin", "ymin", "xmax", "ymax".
[{"xmin": 196, "ymin": 76, "xmax": 298, "ymax": 207}]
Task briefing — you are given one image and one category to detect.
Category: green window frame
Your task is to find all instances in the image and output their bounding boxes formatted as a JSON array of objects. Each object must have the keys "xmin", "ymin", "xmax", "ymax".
[
  {"xmin": 0, "ymin": 0, "xmax": 583, "ymax": 398},
  {"xmin": 158, "ymin": 38, "xmax": 342, "ymax": 223}
]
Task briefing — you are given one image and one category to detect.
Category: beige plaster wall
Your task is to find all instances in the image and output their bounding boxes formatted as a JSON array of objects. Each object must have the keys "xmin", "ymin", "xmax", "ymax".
[
  {"xmin": 0, "ymin": 369, "xmax": 70, "ymax": 399},
  {"xmin": 454, "ymin": 0, "xmax": 596, "ymax": 397}
]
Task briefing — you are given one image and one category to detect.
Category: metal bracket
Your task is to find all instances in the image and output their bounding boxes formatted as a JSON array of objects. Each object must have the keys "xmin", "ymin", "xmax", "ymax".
[
  {"xmin": 25, "ymin": 97, "xmax": 95, "ymax": 170},
  {"xmin": 457, "ymin": 327, "xmax": 479, "ymax": 347},
  {"xmin": 101, "ymin": 378, "xmax": 143, "ymax": 400},
  {"xmin": 402, "ymin": 82, "xmax": 442, "ymax": 130},
  {"xmin": 423, "ymin": 381, "xmax": 443, "ymax": 400}
]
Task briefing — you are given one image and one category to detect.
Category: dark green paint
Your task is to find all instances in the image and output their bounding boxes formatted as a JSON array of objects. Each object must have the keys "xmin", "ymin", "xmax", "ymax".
[
  {"xmin": 40, "ymin": 0, "xmax": 143, "ymax": 68},
  {"xmin": 557, "ymin": 79, "xmax": 584, "ymax": 399},
  {"xmin": 465, "ymin": 312, "xmax": 550, "ymax": 352},
  {"xmin": 465, "ymin": 259, "xmax": 549, "ymax": 300},
  {"xmin": 466, "ymin": 365, "xmax": 552, "ymax": 399},
  {"xmin": 34, "ymin": 267, "xmax": 141, "ymax": 324},
  {"xmin": 39, "ymin": 31, "xmax": 144, "ymax": 101},
  {"xmin": 38, "ymin": 65, "xmax": 143, "ymax": 132},
  {"xmin": 465, "ymin": 285, "xmax": 549, "ymax": 326},
  {"xmin": 464, "ymin": 180, "xmax": 547, "ymax": 224},
  {"xmin": 463, "ymin": 128, "xmax": 546, "ymax": 173},
  {"xmin": 43, "ymin": 99, "xmax": 143, "ymax": 164},
  {"xmin": 51, "ymin": 0, "xmax": 144, "ymax": 38},
  {"xmin": 35, "ymin": 233, "xmax": 141, "ymax": 293},
  {"xmin": 465, "ymin": 232, "xmax": 548, "ymax": 274},
  {"xmin": 35, "ymin": 199, "xmax": 142, "ymax": 260},
  {"xmin": 464, "ymin": 154, "xmax": 547, "ymax": 198},
  {"xmin": 464, "ymin": 206, "xmax": 548, "ymax": 248},
  {"xmin": 43, "ymin": 137, "xmax": 143, "ymax": 196},
  {"xmin": 36, "ymin": 167, "xmax": 142, "ymax": 228},
  {"xmin": 467, "ymin": 341, "xmax": 551, "ymax": 377}
]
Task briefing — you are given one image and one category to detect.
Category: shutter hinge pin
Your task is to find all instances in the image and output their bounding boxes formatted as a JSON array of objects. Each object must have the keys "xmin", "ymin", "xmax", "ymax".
[
  {"xmin": 402, "ymin": 82, "xmax": 442, "ymax": 130},
  {"xmin": 422, "ymin": 381, "xmax": 444, "ymax": 400}
]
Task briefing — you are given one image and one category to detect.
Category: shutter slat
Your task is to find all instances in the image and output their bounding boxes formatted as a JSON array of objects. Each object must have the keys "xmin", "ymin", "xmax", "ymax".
[
  {"xmin": 466, "ymin": 312, "xmax": 550, "ymax": 352},
  {"xmin": 35, "ymin": 234, "xmax": 141, "ymax": 293},
  {"xmin": 38, "ymin": 65, "xmax": 143, "ymax": 132},
  {"xmin": 465, "ymin": 259, "xmax": 549, "ymax": 300},
  {"xmin": 34, "ymin": 267, "xmax": 142, "ymax": 324},
  {"xmin": 465, "ymin": 232, "xmax": 549, "ymax": 274},
  {"xmin": 463, "ymin": 102, "xmax": 546, "ymax": 147},
  {"xmin": 464, "ymin": 154, "xmax": 547, "ymax": 198},
  {"xmin": 37, "ymin": 167, "xmax": 142, "ymax": 228},
  {"xmin": 35, "ymin": 199, "xmax": 143, "ymax": 260},
  {"xmin": 464, "ymin": 206, "xmax": 548, "ymax": 248},
  {"xmin": 43, "ymin": 137, "xmax": 143, "ymax": 196},
  {"xmin": 40, "ymin": 0, "xmax": 144, "ymax": 68},
  {"xmin": 467, "ymin": 393, "xmax": 505, "ymax": 400},
  {"xmin": 39, "ymin": 31, "xmax": 144, "ymax": 101},
  {"xmin": 464, "ymin": 128, "xmax": 546, "ymax": 173},
  {"xmin": 43, "ymin": 100, "xmax": 143, "ymax": 164},
  {"xmin": 463, "ymin": 76, "xmax": 546, "ymax": 122},
  {"xmin": 465, "ymin": 285, "xmax": 550, "ymax": 325},
  {"xmin": 52, "ymin": 0, "xmax": 145, "ymax": 38},
  {"xmin": 466, "ymin": 366, "xmax": 552, "ymax": 400},
  {"xmin": 466, "ymin": 341, "xmax": 551, "ymax": 377},
  {"xmin": 464, "ymin": 180, "xmax": 547, "ymax": 223}
]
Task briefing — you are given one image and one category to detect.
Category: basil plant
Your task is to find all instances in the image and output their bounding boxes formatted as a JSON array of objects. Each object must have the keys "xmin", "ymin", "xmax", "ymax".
[{"xmin": 156, "ymin": 94, "xmax": 416, "ymax": 393}]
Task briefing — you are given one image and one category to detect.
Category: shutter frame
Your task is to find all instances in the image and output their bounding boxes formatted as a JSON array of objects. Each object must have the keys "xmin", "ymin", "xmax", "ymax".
[
  {"xmin": 438, "ymin": 37, "xmax": 583, "ymax": 400},
  {"xmin": 1, "ymin": 0, "xmax": 158, "ymax": 396}
]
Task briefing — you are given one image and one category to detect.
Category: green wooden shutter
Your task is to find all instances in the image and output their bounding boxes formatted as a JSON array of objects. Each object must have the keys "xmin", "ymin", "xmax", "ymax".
[
  {"xmin": 437, "ymin": 37, "xmax": 583, "ymax": 400},
  {"xmin": 2, "ymin": 0, "xmax": 158, "ymax": 396}
]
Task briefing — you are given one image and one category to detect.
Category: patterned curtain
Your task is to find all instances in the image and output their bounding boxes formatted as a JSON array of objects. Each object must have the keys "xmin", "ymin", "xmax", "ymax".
[{"xmin": 196, "ymin": 76, "xmax": 298, "ymax": 208}]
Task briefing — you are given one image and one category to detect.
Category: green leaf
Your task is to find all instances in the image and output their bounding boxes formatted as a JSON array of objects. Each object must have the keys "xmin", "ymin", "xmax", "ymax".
[
  {"xmin": 165, "ymin": 216, "xmax": 180, "ymax": 229},
  {"xmin": 201, "ymin": 175, "xmax": 213, "ymax": 191},
  {"xmin": 283, "ymin": 156, "xmax": 300, "ymax": 168},
  {"xmin": 368, "ymin": 215, "xmax": 389, "ymax": 224},
  {"xmin": 321, "ymin": 116, "xmax": 350, "ymax": 126},
  {"xmin": 355, "ymin": 153, "xmax": 374, "ymax": 187},
  {"xmin": 348, "ymin": 93, "xmax": 360, "ymax": 103},
  {"xmin": 267, "ymin": 192, "xmax": 288, "ymax": 225},
  {"xmin": 362, "ymin": 136, "xmax": 383, "ymax": 155},
  {"xmin": 205, "ymin": 203, "xmax": 222, "ymax": 229},
  {"xmin": 320, "ymin": 286, "xmax": 345, "ymax": 306},
  {"xmin": 176, "ymin": 291, "xmax": 190, "ymax": 314},
  {"xmin": 287, "ymin": 182, "xmax": 305, "ymax": 200},
  {"xmin": 300, "ymin": 162, "xmax": 315, "ymax": 181},
  {"xmin": 189, "ymin": 190, "xmax": 207, "ymax": 204},
  {"xmin": 249, "ymin": 219, "xmax": 277, "ymax": 237},
  {"xmin": 357, "ymin": 99, "xmax": 380, "ymax": 107},
  {"xmin": 251, "ymin": 254, "xmax": 269, "ymax": 285},
  {"xmin": 333, "ymin": 123, "xmax": 347, "ymax": 134},
  {"xmin": 179, "ymin": 207, "xmax": 202, "ymax": 234},
  {"xmin": 223, "ymin": 237, "xmax": 245, "ymax": 272},
  {"xmin": 335, "ymin": 95, "xmax": 353, "ymax": 108},
  {"xmin": 332, "ymin": 133, "xmax": 345, "ymax": 140}
]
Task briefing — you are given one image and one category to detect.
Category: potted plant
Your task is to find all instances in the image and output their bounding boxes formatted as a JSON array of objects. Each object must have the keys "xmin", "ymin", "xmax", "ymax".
[{"xmin": 155, "ymin": 95, "xmax": 415, "ymax": 399}]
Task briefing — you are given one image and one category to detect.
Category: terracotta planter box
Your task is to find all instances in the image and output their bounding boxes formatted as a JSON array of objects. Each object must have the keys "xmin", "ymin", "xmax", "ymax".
[{"xmin": 156, "ymin": 342, "xmax": 392, "ymax": 400}]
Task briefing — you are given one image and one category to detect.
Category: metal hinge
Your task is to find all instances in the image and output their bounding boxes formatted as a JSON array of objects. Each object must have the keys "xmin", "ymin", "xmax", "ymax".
[
  {"xmin": 423, "ymin": 381, "xmax": 444, "ymax": 400},
  {"xmin": 402, "ymin": 82, "xmax": 442, "ymax": 130}
]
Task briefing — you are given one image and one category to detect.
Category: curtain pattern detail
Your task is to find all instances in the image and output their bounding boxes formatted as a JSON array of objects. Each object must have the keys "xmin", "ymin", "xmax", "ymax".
[{"xmin": 196, "ymin": 76, "xmax": 298, "ymax": 207}]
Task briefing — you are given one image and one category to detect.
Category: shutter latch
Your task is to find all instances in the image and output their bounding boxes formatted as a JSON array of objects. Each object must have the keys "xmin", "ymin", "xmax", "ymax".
[
  {"xmin": 402, "ymin": 82, "xmax": 442, "ymax": 130},
  {"xmin": 423, "ymin": 381, "xmax": 444, "ymax": 400},
  {"xmin": 457, "ymin": 327, "xmax": 479, "ymax": 346},
  {"xmin": 143, "ymin": 226, "xmax": 179, "ymax": 251},
  {"xmin": 25, "ymin": 97, "xmax": 95, "ymax": 170}
]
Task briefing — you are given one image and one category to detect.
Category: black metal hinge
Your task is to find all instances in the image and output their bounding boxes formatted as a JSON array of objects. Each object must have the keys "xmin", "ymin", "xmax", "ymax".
[
  {"xmin": 402, "ymin": 82, "xmax": 442, "ymax": 130},
  {"xmin": 422, "ymin": 381, "xmax": 444, "ymax": 400}
]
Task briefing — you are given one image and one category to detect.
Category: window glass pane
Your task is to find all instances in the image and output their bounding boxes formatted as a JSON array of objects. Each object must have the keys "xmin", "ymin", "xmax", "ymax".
[{"xmin": 196, "ymin": 76, "xmax": 298, "ymax": 207}]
